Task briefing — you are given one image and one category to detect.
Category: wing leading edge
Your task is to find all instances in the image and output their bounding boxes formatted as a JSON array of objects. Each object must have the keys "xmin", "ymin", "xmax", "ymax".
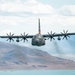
[
  {"xmin": 0, "ymin": 35, "xmax": 33, "ymax": 38},
  {"xmin": 43, "ymin": 33, "xmax": 75, "ymax": 37}
]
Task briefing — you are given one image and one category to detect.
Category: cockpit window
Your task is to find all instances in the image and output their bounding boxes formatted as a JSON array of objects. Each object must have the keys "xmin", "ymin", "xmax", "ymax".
[{"xmin": 36, "ymin": 34, "xmax": 43, "ymax": 38}]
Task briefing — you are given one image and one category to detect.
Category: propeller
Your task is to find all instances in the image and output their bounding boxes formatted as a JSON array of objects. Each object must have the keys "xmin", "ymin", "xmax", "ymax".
[
  {"xmin": 61, "ymin": 30, "xmax": 70, "ymax": 40},
  {"xmin": 48, "ymin": 31, "xmax": 55, "ymax": 41},
  {"xmin": 6, "ymin": 32, "xmax": 14, "ymax": 42},
  {"xmin": 21, "ymin": 32, "xmax": 28, "ymax": 42}
]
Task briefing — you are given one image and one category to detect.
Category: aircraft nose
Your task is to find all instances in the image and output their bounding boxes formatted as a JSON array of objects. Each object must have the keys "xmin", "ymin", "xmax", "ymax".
[{"xmin": 35, "ymin": 39, "xmax": 40, "ymax": 44}]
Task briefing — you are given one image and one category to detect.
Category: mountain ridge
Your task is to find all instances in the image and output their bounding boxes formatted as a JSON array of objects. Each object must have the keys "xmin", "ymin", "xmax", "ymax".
[{"xmin": 0, "ymin": 42, "xmax": 75, "ymax": 70}]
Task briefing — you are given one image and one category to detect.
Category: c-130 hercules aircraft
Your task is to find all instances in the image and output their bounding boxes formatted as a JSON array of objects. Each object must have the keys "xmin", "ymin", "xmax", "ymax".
[{"xmin": 0, "ymin": 18, "xmax": 75, "ymax": 46}]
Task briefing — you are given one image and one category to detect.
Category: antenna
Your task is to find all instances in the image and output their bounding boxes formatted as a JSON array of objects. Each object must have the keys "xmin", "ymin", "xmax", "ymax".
[{"xmin": 38, "ymin": 18, "xmax": 41, "ymax": 34}]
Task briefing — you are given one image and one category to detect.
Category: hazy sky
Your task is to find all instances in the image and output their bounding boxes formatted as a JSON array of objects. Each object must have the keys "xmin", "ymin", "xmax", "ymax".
[
  {"xmin": 0, "ymin": 0, "xmax": 75, "ymax": 60},
  {"xmin": 40, "ymin": 0, "xmax": 75, "ymax": 8},
  {"xmin": 0, "ymin": 0, "xmax": 75, "ymax": 35}
]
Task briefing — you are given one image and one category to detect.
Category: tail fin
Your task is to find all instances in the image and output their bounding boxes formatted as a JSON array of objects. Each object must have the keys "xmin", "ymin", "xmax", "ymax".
[{"xmin": 38, "ymin": 18, "xmax": 41, "ymax": 34}]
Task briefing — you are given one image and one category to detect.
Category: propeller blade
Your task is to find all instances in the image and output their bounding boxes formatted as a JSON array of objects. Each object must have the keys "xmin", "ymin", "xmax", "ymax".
[
  {"xmin": 6, "ymin": 33, "xmax": 9, "ymax": 36},
  {"xmin": 23, "ymin": 40, "xmax": 25, "ymax": 42},
  {"xmin": 53, "ymin": 37, "xmax": 55, "ymax": 40},
  {"xmin": 66, "ymin": 30, "xmax": 68, "ymax": 33},
  {"xmin": 26, "ymin": 34, "xmax": 28, "ymax": 36},
  {"xmin": 11, "ymin": 38, "xmax": 14, "ymax": 41},
  {"xmin": 66, "ymin": 37, "xmax": 67, "ymax": 40},
  {"xmin": 21, "ymin": 38, "xmax": 23, "ymax": 41},
  {"xmin": 53, "ymin": 33, "xmax": 55, "ymax": 35},
  {"xmin": 26, "ymin": 39, "xmax": 28, "ymax": 41},
  {"xmin": 10, "ymin": 39, "xmax": 11, "ymax": 42},
  {"xmin": 51, "ymin": 31, "xmax": 52, "ymax": 34},
  {"xmin": 21, "ymin": 33, "xmax": 23, "ymax": 36},
  {"xmin": 6, "ymin": 39, "xmax": 9, "ymax": 41},
  {"xmin": 9, "ymin": 32, "xmax": 11, "ymax": 36},
  {"xmin": 63, "ymin": 30, "xmax": 65, "ymax": 33},
  {"xmin": 12, "ymin": 34, "xmax": 14, "ymax": 36},
  {"xmin": 50, "ymin": 38, "xmax": 52, "ymax": 41},
  {"xmin": 68, "ymin": 35, "xmax": 70, "ymax": 38},
  {"xmin": 48, "ymin": 32, "xmax": 50, "ymax": 35},
  {"xmin": 62, "ymin": 37, "xmax": 64, "ymax": 39}
]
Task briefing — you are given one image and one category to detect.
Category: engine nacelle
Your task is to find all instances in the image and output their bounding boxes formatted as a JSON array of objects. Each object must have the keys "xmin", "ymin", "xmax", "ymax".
[
  {"xmin": 57, "ymin": 37, "xmax": 61, "ymax": 41},
  {"xmin": 16, "ymin": 38, "xmax": 20, "ymax": 42}
]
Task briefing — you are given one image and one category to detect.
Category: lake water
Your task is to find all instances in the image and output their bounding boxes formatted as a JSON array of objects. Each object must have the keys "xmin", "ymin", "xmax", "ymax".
[{"xmin": 0, "ymin": 70, "xmax": 75, "ymax": 75}]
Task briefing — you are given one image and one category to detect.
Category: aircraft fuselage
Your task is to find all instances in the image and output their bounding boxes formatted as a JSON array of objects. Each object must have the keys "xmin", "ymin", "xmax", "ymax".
[{"xmin": 32, "ymin": 34, "xmax": 45, "ymax": 46}]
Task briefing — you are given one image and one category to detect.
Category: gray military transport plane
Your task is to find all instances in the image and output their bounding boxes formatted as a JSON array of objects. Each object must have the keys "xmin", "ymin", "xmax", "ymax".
[{"xmin": 0, "ymin": 18, "xmax": 75, "ymax": 46}]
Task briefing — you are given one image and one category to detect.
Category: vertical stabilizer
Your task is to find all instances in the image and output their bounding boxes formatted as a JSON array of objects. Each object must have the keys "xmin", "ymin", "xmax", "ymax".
[{"xmin": 38, "ymin": 18, "xmax": 41, "ymax": 34}]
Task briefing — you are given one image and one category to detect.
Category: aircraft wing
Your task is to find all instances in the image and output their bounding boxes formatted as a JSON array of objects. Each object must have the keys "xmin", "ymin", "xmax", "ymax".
[
  {"xmin": 43, "ymin": 33, "xmax": 75, "ymax": 37},
  {"xmin": 0, "ymin": 31, "xmax": 75, "ymax": 42},
  {"xmin": 43, "ymin": 31, "xmax": 75, "ymax": 40},
  {"xmin": 0, "ymin": 32, "xmax": 34, "ymax": 42}
]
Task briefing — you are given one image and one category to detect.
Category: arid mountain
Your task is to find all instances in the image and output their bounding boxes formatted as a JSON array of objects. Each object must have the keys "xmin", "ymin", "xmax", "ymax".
[{"xmin": 0, "ymin": 42, "xmax": 75, "ymax": 70}]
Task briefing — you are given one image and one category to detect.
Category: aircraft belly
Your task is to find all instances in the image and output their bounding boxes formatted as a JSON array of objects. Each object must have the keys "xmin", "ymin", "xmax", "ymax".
[{"xmin": 32, "ymin": 38, "xmax": 45, "ymax": 46}]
